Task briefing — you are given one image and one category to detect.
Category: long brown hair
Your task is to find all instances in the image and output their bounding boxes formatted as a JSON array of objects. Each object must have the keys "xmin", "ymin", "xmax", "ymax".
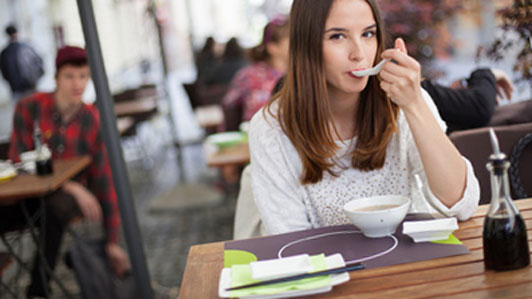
[{"xmin": 266, "ymin": 0, "xmax": 399, "ymax": 184}]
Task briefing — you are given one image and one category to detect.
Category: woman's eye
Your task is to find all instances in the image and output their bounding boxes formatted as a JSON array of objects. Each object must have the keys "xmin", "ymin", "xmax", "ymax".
[
  {"xmin": 362, "ymin": 30, "xmax": 376, "ymax": 38},
  {"xmin": 329, "ymin": 33, "xmax": 345, "ymax": 40}
]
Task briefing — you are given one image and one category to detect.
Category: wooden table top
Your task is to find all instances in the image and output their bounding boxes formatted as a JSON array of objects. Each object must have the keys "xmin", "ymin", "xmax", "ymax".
[
  {"xmin": 206, "ymin": 142, "xmax": 250, "ymax": 168},
  {"xmin": 195, "ymin": 105, "xmax": 224, "ymax": 129},
  {"xmin": 0, "ymin": 156, "xmax": 91, "ymax": 204},
  {"xmin": 179, "ymin": 198, "xmax": 532, "ymax": 298},
  {"xmin": 114, "ymin": 96, "xmax": 158, "ymax": 118},
  {"xmin": 116, "ymin": 116, "xmax": 135, "ymax": 136}
]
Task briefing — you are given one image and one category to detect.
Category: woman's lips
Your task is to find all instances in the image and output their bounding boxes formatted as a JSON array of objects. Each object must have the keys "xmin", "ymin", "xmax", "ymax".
[{"xmin": 348, "ymin": 68, "xmax": 366, "ymax": 78}]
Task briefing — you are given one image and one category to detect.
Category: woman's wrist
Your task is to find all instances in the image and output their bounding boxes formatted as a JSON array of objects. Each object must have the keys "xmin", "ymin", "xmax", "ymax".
[{"xmin": 397, "ymin": 92, "xmax": 426, "ymax": 120}]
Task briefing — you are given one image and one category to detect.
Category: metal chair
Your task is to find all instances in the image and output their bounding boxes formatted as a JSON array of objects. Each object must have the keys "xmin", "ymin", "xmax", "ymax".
[{"xmin": 450, "ymin": 122, "xmax": 532, "ymax": 204}]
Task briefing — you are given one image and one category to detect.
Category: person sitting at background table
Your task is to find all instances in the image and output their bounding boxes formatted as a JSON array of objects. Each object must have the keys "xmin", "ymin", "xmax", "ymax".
[
  {"xmin": 222, "ymin": 15, "xmax": 290, "ymax": 129},
  {"xmin": 195, "ymin": 36, "xmax": 217, "ymax": 85},
  {"xmin": 205, "ymin": 37, "xmax": 249, "ymax": 87},
  {"xmin": 2, "ymin": 45, "xmax": 130, "ymax": 297},
  {"xmin": 248, "ymin": 0, "xmax": 480, "ymax": 235},
  {"xmin": 421, "ymin": 68, "xmax": 514, "ymax": 133},
  {"xmin": 218, "ymin": 16, "xmax": 290, "ymax": 185}
]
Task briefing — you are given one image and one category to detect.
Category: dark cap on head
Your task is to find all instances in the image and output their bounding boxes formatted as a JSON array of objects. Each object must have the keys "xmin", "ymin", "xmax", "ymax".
[
  {"xmin": 5, "ymin": 24, "xmax": 17, "ymax": 36},
  {"xmin": 55, "ymin": 46, "xmax": 87, "ymax": 70}
]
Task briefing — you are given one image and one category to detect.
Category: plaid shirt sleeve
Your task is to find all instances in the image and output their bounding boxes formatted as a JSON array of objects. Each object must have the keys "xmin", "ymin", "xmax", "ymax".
[{"xmin": 88, "ymin": 112, "xmax": 120, "ymax": 244}]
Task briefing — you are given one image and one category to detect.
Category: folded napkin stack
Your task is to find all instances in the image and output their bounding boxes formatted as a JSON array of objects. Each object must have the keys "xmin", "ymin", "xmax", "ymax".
[
  {"xmin": 218, "ymin": 253, "xmax": 350, "ymax": 298},
  {"xmin": 403, "ymin": 218, "xmax": 459, "ymax": 243}
]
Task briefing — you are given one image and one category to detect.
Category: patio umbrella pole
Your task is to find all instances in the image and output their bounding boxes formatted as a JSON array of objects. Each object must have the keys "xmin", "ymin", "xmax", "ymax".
[{"xmin": 76, "ymin": 1, "xmax": 154, "ymax": 298}]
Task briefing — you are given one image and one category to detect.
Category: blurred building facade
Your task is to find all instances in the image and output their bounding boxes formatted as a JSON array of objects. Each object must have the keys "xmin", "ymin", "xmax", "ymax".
[{"xmin": 0, "ymin": 0, "xmax": 182, "ymax": 104}]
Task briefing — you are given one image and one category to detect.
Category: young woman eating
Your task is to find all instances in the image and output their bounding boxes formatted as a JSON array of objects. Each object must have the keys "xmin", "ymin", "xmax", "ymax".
[{"xmin": 248, "ymin": 0, "xmax": 480, "ymax": 235}]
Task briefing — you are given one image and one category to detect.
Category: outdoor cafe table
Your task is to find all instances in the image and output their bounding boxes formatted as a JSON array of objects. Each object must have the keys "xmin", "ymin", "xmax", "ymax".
[
  {"xmin": 195, "ymin": 105, "xmax": 224, "ymax": 130},
  {"xmin": 0, "ymin": 156, "xmax": 92, "ymax": 296},
  {"xmin": 205, "ymin": 142, "xmax": 250, "ymax": 168},
  {"xmin": 179, "ymin": 198, "xmax": 532, "ymax": 298},
  {"xmin": 0, "ymin": 156, "xmax": 92, "ymax": 205}
]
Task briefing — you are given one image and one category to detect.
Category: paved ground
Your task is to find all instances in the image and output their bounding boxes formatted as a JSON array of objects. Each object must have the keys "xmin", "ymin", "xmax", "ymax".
[{"xmin": 1, "ymin": 116, "xmax": 240, "ymax": 299}]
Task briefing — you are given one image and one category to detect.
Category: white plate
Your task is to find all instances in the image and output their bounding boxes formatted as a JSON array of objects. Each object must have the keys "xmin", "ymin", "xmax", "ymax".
[{"xmin": 218, "ymin": 254, "xmax": 349, "ymax": 298}]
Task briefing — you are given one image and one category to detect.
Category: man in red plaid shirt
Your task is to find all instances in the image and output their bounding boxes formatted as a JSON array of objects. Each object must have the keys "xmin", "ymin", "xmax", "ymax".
[{"xmin": 3, "ymin": 45, "xmax": 130, "ymax": 297}]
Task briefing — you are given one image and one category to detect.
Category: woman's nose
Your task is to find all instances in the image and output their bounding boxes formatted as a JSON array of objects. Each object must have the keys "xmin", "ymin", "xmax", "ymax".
[{"xmin": 348, "ymin": 39, "xmax": 363, "ymax": 62}]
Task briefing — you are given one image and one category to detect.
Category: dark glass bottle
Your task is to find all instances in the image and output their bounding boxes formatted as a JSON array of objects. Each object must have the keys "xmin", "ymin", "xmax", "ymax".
[
  {"xmin": 33, "ymin": 121, "xmax": 53, "ymax": 176},
  {"xmin": 482, "ymin": 129, "xmax": 529, "ymax": 271}
]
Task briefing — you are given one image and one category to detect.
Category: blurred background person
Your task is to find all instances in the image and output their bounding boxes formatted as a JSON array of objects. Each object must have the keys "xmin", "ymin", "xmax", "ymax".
[
  {"xmin": 0, "ymin": 24, "xmax": 44, "ymax": 103},
  {"xmin": 205, "ymin": 37, "xmax": 248, "ymax": 87},
  {"xmin": 222, "ymin": 15, "xmax": 290, "ymax": 131},
  {"xmin": 194, "ymin": 36, "xmax": 217, "ymax": 85},
  {"xmin": 4, "ymin": 46, "xmax": 130, "ymax": 297},
  {"xmin": 217, "ymin": 16, "xmax": 289, "ymax": 185},
  {"xmin": 192, "ymin": 37, "xmax": 250, "ymax": 110}
]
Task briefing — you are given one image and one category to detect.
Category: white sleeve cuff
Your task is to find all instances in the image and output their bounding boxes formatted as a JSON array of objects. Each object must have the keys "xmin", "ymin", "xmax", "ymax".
[{"xmin": 424, "ymin": 158, "xmax": 480, "ymax": 221}]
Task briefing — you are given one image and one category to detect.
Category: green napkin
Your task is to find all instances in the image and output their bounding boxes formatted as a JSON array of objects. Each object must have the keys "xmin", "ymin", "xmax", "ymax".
[
  {"xmin": 431, "ymin": 233, "xmax": 463, "ymax": 245},
  {"xmin": 224, "ymin": 250, "xmax": 257, "ymax": 268},
  {"xmin": 229, "ymin": 254, "xmax": 332, "ymax": 297}
]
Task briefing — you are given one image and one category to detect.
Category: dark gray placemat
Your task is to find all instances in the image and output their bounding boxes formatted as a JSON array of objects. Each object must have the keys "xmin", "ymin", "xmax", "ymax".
[{"xmin": 225, "ymin": 218, "xmax": 470, "ymax": 270}]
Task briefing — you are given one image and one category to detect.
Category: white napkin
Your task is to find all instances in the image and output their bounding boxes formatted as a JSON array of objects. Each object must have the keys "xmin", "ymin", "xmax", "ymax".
[
  {"xmin": 20, "ymin": 151, "xmax": 37, "ymax": 173},
  {"xmin": 249, "ymin": 254, "xmax": 314, "ymax": 281},
  {"xmin": 403, "ymin": 218, "xmax": 458, "ymax": 243},
  {"xmin": 20, "ymin": 150, "xmax": 37, "ymax": 162}
]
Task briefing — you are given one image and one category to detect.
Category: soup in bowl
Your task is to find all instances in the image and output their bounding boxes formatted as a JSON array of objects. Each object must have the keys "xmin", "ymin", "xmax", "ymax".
[{"xmin": 343, "ymin": 195, "xmax": 411, "ymax": 238}]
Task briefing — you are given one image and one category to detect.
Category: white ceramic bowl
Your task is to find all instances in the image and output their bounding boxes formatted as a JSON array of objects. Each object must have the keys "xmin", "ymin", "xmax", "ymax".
[{"xmin": 343, "ymin": 195, "xmax": 411, "ymax": 238}]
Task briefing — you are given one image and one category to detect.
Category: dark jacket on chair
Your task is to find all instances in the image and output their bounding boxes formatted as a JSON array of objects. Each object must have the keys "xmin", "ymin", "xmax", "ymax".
[{"xmin": 421, "ymin": 69, "xmax": 497, "ymax": 133}]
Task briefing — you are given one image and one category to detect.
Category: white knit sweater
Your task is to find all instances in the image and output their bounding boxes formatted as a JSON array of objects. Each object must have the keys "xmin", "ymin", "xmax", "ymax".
[{"xmin": 249, "ymin": 89, "xmax": 480, "ymax": 235}]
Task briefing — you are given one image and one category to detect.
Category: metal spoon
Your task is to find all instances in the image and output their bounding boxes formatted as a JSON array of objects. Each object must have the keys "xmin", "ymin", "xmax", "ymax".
[{"xmin": 351, "ymin": 59, "xmax": 389, "ymax": 77}]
